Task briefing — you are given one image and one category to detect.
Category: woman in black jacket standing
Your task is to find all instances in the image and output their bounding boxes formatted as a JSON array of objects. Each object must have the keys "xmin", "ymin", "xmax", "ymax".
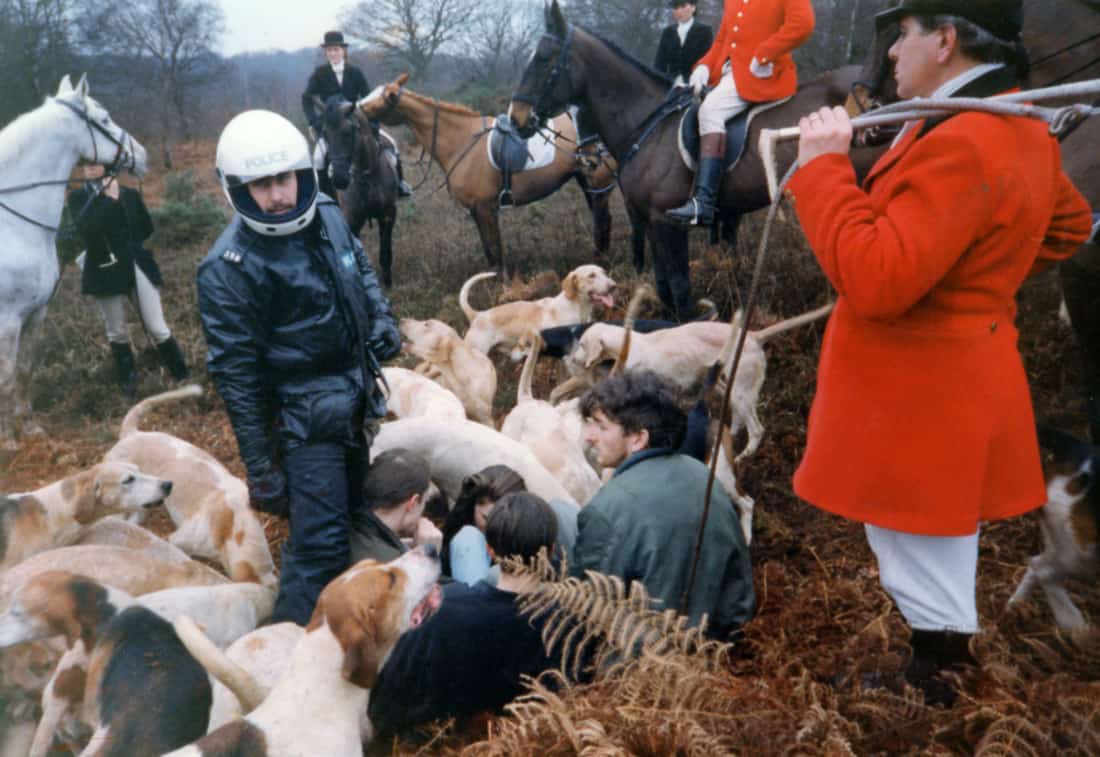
[{"xmin": 67, "ymin": 163, "xmax": 188, "ymax": 399}]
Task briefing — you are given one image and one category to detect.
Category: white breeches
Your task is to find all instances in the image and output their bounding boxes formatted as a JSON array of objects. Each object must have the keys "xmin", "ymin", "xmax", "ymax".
[
  {"xmin": 698, "ymin": 64, "xmax": 751, "ymax": 135},
  {"xmin": 95, "ymin": 266, "xmax": 171, "ymax": 345}
]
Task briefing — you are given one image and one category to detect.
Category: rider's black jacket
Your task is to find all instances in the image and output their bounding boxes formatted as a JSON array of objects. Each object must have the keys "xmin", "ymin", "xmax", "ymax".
[
  {"xmin": 302, "ymin": 64, "xmax": 370, "ymax": 128},
  {"xmin": 196, "ymin": 196, "xmax": 399, "ymax": 482}
]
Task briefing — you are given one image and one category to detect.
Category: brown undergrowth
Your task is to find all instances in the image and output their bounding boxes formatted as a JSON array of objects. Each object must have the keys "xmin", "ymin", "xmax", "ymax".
[{"xmin": 3, "ymin": 137, "xmax": 1098, "ymax": 754}]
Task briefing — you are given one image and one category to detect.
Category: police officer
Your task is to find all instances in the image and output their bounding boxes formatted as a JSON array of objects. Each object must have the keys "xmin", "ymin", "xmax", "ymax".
[
  {"xmin": 197, "ymin": 110, "xmax": 402, "ymax": 625},
  {"xmin": 301, "ymin": 31, "xmax": 412, "ymax": 197}
]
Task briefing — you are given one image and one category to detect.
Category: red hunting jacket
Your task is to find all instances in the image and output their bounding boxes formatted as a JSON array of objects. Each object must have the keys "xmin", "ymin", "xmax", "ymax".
[
  {"xmin": 696, "ymin": 0, "xmax": 815, "ymax": 102},
  {"xmin": 787, "ymin": 99, "xmax": 1092, "ymax": 536}
]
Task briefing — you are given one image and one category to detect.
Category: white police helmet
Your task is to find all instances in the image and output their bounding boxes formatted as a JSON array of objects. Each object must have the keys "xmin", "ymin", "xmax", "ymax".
[{"xmin": 215, "ymin": 110, "xmax": 318, "ymax": 237}]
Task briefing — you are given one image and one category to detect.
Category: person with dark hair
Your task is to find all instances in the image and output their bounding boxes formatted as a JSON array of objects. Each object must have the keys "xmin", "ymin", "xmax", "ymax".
[
  {"xmin": 441, "ymin": 465, "xmax": 527, "ymax": 583},
  {"xmin": 349, "ymin": 448, "xmax": 441, "ymax": 564},
  {"xmin": 790, "ymin": 0, "xmax": 1092, "ymax": 704},
  {"xmin": 654, "ymin": 1, "xmax": 714, "ymax": 87},
  {"xmin": 368, "ymin": 492, "xmax": 560, "ymax": 735},
  {"xmin": 68, "ymin": 162, "xmax": 189, "ymax": 398},
  {"xmin": 573, "ymin": 370, "xmax": 754, "ymax": 639}
]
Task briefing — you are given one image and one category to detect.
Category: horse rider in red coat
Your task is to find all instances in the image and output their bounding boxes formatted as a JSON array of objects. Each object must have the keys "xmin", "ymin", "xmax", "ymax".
[{"xmin": 666, "ymin": 0, "xmax": 815, "ymax": 226}]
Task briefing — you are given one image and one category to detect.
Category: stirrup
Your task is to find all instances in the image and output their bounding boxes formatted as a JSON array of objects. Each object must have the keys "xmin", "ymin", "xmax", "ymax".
[
  {"xmin": 499, "ymin": 188, "xmax": 515, "ymax": 208},
  {"xmin": 667, "ymin": 198, "xmax": 711, "ymax": 226}
]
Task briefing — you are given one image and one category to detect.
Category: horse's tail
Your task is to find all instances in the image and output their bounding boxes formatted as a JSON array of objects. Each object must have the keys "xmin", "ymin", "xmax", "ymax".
[
  {"xmin": 173, "ymin": 615, "xmax": 267, "ymax": 714},
  {"xmin": 459, "ymin": 272, "xmax": 497, "ymax": 323},
  {"xmin": 119, "ymin": 384, "xmax": 203, "ymax": 439},
  {"xmin": 609, "ymin": 285, "xmax": 650, "ymax": 377},
  {"xmin": 751, "ymin": 303, "xmax": 835, "ymax": 345},
  {"xmin": 516, "ymin": 332, "xmax": 544, "ymax": 405}
]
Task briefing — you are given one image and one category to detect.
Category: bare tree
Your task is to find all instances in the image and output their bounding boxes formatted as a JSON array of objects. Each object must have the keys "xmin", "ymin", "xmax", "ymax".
[
  {"xmin": 86, "ymin": 0, "xmax": 225, "ymax": 165},
  {"xmin": 341, "ymin": 0, "xmax": 480, "ymax": 81},
  {"xmin": 0, "ymin": 0, "xmax": 83, "ymax": 126},
  {"xmin": 460, "ymin": 0, "xmax": 541, "ymax": 89}
]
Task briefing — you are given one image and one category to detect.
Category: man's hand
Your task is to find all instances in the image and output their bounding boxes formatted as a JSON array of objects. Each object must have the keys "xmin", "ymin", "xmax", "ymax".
[
  {"xmin": 249, "ymin": 465, "xmax": 289, "ymax": 518},
  {"xmin": 797, "ymin": 106, "xmax": 853, "ymax": 167},
  {"xmin": 689, "ymin": 66, "xmax": 710, "ymax": 96},
  {"xmin": 414, "ymin": 517, "xmax": 443, "ymax": 552},
  {"xmin": 749, "ymin": 57, "xmax": 774, "ymax": 79},
  {"xmin": 369, "ymin": 322, "xmax": 403, "ymax": 362}
]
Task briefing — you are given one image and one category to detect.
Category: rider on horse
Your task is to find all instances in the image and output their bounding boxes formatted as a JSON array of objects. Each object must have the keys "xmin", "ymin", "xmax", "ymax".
[
  {"xmin": 302, "ymin": 31, "xmax": 412, "ymax": 198},
  {"xmin": 666, "ymin": 0, "xmax": 815, "ymax": 226}
]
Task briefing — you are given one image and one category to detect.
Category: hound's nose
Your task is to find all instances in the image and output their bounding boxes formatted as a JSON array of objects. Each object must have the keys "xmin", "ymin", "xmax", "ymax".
[
  {"xmin": 160, "ymin": 481, "xmax": 173, "ymax": 495},
  {"xmin": 419, "ymin": 543, "xmax": 439, "ymax": 561}
]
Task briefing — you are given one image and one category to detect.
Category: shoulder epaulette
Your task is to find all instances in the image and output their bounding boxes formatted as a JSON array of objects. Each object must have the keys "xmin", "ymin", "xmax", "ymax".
[{"xmin": 221, "ymin": 249, "xmax": 244, "ymax": 264}]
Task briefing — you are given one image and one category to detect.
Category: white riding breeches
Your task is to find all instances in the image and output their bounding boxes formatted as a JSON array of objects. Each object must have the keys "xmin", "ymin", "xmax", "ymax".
[
  {"xmin": 865, "ymin": 524, "xmax": 980, "ymax": 633},
  {"xmin": 95, "ymin": 266, "xmax": 172, "ymax": 345},
  {"xmin": 698, "ymin": 63, "xmax": 751, "ymax": 135}
]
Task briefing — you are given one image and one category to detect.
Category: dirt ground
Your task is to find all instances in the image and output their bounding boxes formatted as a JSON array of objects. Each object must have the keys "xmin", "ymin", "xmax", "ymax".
[{"xmin": 2, "ymin": 138, "xmax": 1098, "ymax": 755}]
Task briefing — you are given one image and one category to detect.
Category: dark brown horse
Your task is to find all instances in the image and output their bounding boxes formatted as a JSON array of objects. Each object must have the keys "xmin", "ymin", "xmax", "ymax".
[
  {"xmin": 509, "ymin": 0, "xmax": 882, "ymax": 319},
  {"xmin": 316, "ymin": 96, "xmax": 399, "ymax": 287}
]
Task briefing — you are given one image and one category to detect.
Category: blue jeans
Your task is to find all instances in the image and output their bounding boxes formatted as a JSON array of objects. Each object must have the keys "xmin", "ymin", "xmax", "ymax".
[
  {"xmin": 449, "ymin": 525, "xmax": 491, "ymax": 586},
  {"xmin": 270, "ymin": 441, "xmax": 367, "ymax": 625}
]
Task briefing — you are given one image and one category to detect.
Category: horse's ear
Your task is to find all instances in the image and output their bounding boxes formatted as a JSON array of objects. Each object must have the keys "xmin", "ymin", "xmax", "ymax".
[
  {"xmin": 75, "ymin": 73, "xmax": 89, "ymax": 97},
  {"xmin": 396, "ymin": 72, "xmax": 410, "ymax": 87},
  {"xmin": 312, "ymin": 95, "xmax": 325, "ymax": 113},
  {"xmin": 548, "ymin": 0, "xmax": 567, "ymax": 36},
  {"xmin": 57, "ymin": 75, "xmax": 73, "ymax": 95}
]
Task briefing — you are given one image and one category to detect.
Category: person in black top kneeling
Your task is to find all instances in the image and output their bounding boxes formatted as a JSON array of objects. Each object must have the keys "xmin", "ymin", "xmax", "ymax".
[{"xmin": 368, "ymin": 491, "xmax": 559, "ymax": 735}]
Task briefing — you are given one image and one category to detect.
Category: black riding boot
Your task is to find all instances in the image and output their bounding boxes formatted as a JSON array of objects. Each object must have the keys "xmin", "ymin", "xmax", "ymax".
[
  {"xmin": 156, "ymin": 336, "xmax": 190, "ymax": 381},
  {"xmin": 666, "ymin": 133, "xmax": 726, "ymax": 226},
  {"xmin": 394, "ymin": 155, "xmax": 413, "ymax": 198},
  {"xmin": 904, "ymin": 629, "xmax": 975, "ymax": 707},
  {"xmin": 110, "ymin": 342, "xmax": 137, "ymax": 401}
]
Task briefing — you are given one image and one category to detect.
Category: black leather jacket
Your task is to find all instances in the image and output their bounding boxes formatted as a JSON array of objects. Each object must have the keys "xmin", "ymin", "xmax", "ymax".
[{"xmin": 197, "ymin": 196, "xmax": 399, "ymax": 481}]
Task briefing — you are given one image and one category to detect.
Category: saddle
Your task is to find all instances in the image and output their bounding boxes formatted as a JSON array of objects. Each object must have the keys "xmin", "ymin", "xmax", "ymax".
[
  {"xmin": 676, "ymin": 96, "xmax": 792, "ymax": 173},
  {"xmin": 487, "ymin": 115, "xmax": 556, "ymax": 208}
]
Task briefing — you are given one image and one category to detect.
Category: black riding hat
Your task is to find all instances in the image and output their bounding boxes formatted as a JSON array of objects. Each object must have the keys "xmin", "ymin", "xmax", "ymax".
[
  {"xmin": 321, "ymin": 31, "xmax": 349, "ymax": 47},
  {"xmin": 875, "ymin": 0, "xmax": 1023, "ymax": 42},
  {"xmin": 667, "ymin": 0, "xmax": 695, "ymax": 7}
]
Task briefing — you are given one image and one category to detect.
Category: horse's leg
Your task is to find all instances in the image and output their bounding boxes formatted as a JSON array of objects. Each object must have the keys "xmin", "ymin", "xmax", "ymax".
[
  {"xmin": 652, "ymin": 223, "xmax": 693, "ymax": 322},
  {"xmin": 13, "ymin": 306, "xmax": 47, "ymax": 438},
  {"xmin": 576, "ymin": 176, "xmax": 612, "ymax": 259},
  {"xmin": 0, "ymin": 317, "xmax": 22, "ymax": 449},
  {"xmin": 379, "ymin": 208, "xmax": 396, "ymax": 289},
  {"xmin": 470, "ymin": 202, "xmax": 503, "ymax": 273},
  {"xmin": 721, "ymin": 212, "xmax": 741, "ymax": 251},
  {"xmin": 628, "ymin": 205, "xmax": 648, "ymax": 273},
  {"xmin": 1060, "ymin": 239, "xmax": 1100, "ymax": 442}
]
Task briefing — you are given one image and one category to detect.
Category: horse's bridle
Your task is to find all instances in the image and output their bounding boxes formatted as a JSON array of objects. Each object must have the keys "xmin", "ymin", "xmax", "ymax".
[
  {"xmin": 511, "ymin": 24, "xmax": 575, "ymax": 133},
  {"xmin": 0, "ymin": 95, "xmax": 138, "ymax": 233}
]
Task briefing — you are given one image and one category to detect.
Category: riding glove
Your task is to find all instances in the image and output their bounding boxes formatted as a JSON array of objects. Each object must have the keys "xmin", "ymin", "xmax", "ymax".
[
  {"xmin": 750, "ymin": 57, "xmax": 775, "ymax": 79},
  {"xmin": 689, "ymin": 66, "xmax": 710, "ymax": 95}
]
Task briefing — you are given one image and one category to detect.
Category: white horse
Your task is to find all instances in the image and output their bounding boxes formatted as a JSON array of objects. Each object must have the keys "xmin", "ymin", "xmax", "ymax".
[{"xmin": 0, "ymin": 74, "xmax": 147, "ymax": 448}]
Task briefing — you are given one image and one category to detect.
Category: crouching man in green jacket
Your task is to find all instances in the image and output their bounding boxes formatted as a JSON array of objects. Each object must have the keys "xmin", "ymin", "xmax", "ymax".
[{"xmin": 574, "ymin": 371, "xmax": 755, "ymax": 639}]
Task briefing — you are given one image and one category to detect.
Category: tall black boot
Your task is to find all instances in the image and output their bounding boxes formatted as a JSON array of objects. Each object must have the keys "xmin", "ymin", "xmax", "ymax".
[
  {"xmin": 666, "ymin": 132, "xmax": 726, "ymax": 226},
  {"xmin": 395, "ymin": 155, "xmax": 413, "ymax": 198},
  {"xmin": 110, "ymin": 341, "xmax": 137, "ymax": 401},
  {"xmin": 904, "ymin": 629, "xmax": 975, "ymax": 707},
  {"xmin": 156, "ymin": 336, "xmax": 190, "ymax": 381}
]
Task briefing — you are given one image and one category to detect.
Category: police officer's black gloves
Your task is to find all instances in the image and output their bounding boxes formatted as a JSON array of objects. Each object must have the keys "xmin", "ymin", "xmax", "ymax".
[
  {"xmin": 249, "ymin": 464, "xmax": 289, "ymax": 518},
  {"xmin": 369, "ymin": 321, "xmax": 403, "ymax": 362}
]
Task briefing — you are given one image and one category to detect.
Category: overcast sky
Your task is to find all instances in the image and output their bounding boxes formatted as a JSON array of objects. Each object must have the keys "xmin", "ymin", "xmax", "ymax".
[{"xmin": 218, "ymin": 0, "xmax": 354, "ymax": 56}]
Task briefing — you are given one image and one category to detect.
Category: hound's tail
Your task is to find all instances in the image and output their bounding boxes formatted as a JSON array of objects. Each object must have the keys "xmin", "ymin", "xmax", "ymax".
[
  {"xmin": 751, "ymin": 302, "xmax": 835, "ymax": 345},
  {"xmin": 609, "ymin": 284, "xmax": 650, "ymax": 377},
  {"xmin": 119, "ymin": 384, "xmax": 203, "ymax": 439},
  {"xmin": 459, "ymin": 272, "xmax": 497, "ymax": 323},
  {"xmin": 516, "ymin": 332, "xmax": 545, "ymax": 404},
  {"xmin": 173, "ymin": 615, "xmax": 267, "ymax": 714}
]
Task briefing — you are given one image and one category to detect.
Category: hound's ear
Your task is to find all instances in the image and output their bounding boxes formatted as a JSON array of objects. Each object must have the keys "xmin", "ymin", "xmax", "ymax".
[
  {"xmin": 548, "ymin": 0, "xmax": 567, "ymax": 37},
  {"xmin": 57, "ymin": 75, "xmax": 73, "ymax": 95},
  {"xmin": 75, "ymin": 74, "xmax": 89, "ymax": 97},
  {"xmin": 396, "ymin": 72, "xmax": 410, "ymax": 87},
  {"xmin": 341, "ymin": 621, "xmax": 383, "ymax": 689},
  {"xmin": 64, "ymin": 467, "xmax": 100, "ymax": 523},
  {"xmin": 561, "ymin": 272, "xmax": 579, "ymax": 300}
]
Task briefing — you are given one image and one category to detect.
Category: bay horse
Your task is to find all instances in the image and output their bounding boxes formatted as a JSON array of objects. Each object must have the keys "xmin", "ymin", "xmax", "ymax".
[
  {"xmin": 508, "ymin": 0, "xmax": 883, "ymax": 319},
  {"xmin": 315, "ymin": 96, "xmax": 400, "ymax": 287},
  {"xmin": 358, "ymin": 74, "xmax": 617, "ymax": 273},
  {"xmin": 0, "ymin": 75, "xmax": 147, "ymax": 449}
]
